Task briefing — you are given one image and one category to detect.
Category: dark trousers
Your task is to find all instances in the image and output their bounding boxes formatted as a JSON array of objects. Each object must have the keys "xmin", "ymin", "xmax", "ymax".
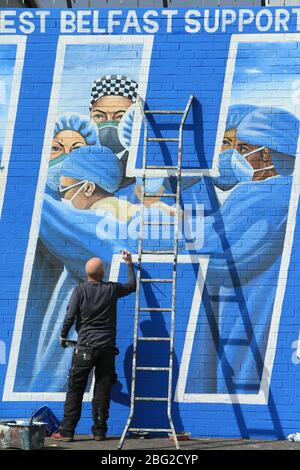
[{"xmin": 60, "ymin": 346, "xmax": 117, "ymax": 437}]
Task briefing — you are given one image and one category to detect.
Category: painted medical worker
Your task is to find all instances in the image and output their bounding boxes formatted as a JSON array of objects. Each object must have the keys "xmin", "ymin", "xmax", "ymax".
[
  {"xmin": 89, "ymin": 74, "xmax": 173, "ymax": 207},
  {"xmin": 44, "ymin": 112, "xmax": 99, "ymax": 290},
  {"xmin": 90, "ymin": 74, "xmax": 138, "ymax": 188},
  {"xmin": 29, "ymin": 146, "xmax": 136, "ymax": 391},
  {"xmin": 184, "ymin": 106, "xmax": 299, "ymax": 395},
  {"xmin": 213, "ymin": 104, "xmax": 258, "ymax": 192},
  {"xmin": 47, "ymin": 113, "xmax": 99, "ymax": 198},
  {"xmin": 15, "ymin": 146, "xmax": 131, "ymax": 392},
  {"xmin": 13, "ymin": 114, "xmax": 101, "ymax": 392},
  {"xmin": 90, "ymin": 74, "xmax": 200, "ymax": 214},
  {"xmin": 24, "ymin": 145, "xmax": 177, "ymax": 393},
  {"xmin": 59, "ymin": 146, "xmax": 140, "ymax": 222}
]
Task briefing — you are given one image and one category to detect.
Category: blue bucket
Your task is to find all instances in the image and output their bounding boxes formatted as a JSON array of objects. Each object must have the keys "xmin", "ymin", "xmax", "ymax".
[{"xmin": 31, "ymin": 406, "xmax": 60, "ymax": 437}]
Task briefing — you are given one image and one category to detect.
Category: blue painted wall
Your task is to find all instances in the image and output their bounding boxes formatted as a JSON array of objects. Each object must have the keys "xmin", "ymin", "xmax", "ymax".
[{"xmin": 0, "ymin": 7, "xmax": 300, "ymax": 439}]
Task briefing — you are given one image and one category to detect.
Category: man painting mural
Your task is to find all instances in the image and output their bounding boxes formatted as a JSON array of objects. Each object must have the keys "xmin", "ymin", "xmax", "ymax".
[
  {"xmin": 52, "ymin": 251, "xmax": 136, "ymax": 442},
  {"xmin": 31, "ymin": 145, "xmax": 137, "ymax": 391},
  {"xmin": 14, "ymin": 114, "xmax": 100, "ymax": 393},
  {"xmin": 35, "ymin": 144, "xmax": 178, "ymax": 395}
]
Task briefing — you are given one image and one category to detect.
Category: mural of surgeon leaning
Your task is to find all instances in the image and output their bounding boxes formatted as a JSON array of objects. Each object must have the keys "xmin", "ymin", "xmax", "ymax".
[
  {"xmin": 90, "ymin": 74, "xmax": 199, "ymax": 212},
  {"xmin": 182, "ymin": 105, "xmax": 299, "ymax": 396}
]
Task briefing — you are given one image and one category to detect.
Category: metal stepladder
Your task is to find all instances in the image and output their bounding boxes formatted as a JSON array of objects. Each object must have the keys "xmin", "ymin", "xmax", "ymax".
[{"xmin": 118, "ymin": 95, "xmax": 194, "ymax": 450}]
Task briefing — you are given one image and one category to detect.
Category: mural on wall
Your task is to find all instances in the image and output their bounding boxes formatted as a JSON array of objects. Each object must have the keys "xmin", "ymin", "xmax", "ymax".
[
  {"xmin": 1, "ymin": 25, "xmax": 300, "ymax": 411},
  {"xmin": 13, "ymin": 38, "xmax": 152, "ymax": 394},
  {"xmin": 177, "ymin": 38, "xmax": 300, "ymax": 403}
]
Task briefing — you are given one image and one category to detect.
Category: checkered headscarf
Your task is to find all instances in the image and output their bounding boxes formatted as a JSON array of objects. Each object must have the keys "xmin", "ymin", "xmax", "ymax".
[{"xmin": 90, "ymin": 75, "xmax": 139, "ymax": 107}]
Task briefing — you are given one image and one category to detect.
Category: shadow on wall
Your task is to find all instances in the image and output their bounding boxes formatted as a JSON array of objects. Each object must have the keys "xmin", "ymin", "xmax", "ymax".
[
  {"xmin": 198, "ymin": 175, "xmax": 284, "ymax": 438},
  {"xmin": 112, "ymin": 96, "xmax": 285, "ymax": 439}
]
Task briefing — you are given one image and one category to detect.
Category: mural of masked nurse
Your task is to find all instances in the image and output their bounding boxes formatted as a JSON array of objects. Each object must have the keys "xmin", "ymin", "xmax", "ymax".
[
  {"xmin": 14, "ymin": 114, "xmax": 99, "ymax": 392},
  {"xmin": 37, "ymin": 141, "xmax": 180, "ymax": 392},
  {"xmin": 47, "ymin": 113, "xmax": 99, "ymax": 199},
  {"xmin": 183, "ymin": 105, "xmax": 299, "ymax": 396},
  {"xmin": 23, "ymin": 146, "xmax": 138, "ymax": 392}
]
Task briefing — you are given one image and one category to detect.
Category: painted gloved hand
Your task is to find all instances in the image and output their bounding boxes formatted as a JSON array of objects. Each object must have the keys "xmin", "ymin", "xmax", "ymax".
[
  {"xmin": 136, "ymin": 176, "xmax": 164, "ymax": 195},
  {"xmin": 60, "ymin": 336, "xmax": 68, "ymax": 349},
  {"xmin": 118, "ymin": 105, "xmax": 136, "ymax": 151}
]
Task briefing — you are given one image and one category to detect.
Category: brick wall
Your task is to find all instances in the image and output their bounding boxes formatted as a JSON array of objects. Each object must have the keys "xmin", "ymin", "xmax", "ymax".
[{"xmin": 0, "ymin": 7, "xmax": 299, "ymax": 439}]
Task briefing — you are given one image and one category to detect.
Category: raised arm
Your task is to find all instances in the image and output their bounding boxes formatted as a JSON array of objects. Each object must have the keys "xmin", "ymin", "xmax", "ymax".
[{"xmin": 114, "ymin": 250, "xmax": 136, "ymax": 298}]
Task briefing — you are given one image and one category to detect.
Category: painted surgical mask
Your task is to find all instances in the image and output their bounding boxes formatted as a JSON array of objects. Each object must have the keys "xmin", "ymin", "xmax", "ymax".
[
  {"xmin": 47, "ymin": 153, "xmax": 68, "ymax": 191},
  {"xmin": 59, "ymin": 180, "xmax": 88, "ymax": 207},
  {"xmin": 97, "ymin": 121, "xmax": 125, "ymax": 155},
  {"xmin": 232, "ymin": 146, "xmax": 274, "ymax": 183},
  {"xmin": 213, "ymin": 149, "xmax": 239, "ymax": 191},
  {"xmin": 214, "ymin": 146, "xmax": 275, "ymax": 189}
]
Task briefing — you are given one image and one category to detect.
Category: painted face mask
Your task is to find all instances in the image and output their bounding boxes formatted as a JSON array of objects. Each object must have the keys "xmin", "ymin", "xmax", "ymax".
[
  {"xmin": 47, "ymin": 153, "xmax": 68, "ymax": 191},
  {"xmin": 59, "ymin": 180, "xmax": 88, "ymax": 207},
  {"xmin": 97, "ymin": 121, "xmax": 125, "ymax": 155},
  {"xmin": 232, "ymin": 146, "xmax": 274, "ymax": 183},
  {"xmin": 213, "ymin": 149, "xmax": 239, "ymax": 191}
]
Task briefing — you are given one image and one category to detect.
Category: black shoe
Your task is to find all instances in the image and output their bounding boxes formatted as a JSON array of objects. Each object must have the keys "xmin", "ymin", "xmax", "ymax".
[{"xmin": 94, "ymin": 433, "xmax": 106, "ymax": 441}]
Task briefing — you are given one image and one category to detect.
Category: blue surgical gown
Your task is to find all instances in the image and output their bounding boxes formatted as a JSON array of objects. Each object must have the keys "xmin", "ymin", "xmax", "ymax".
[
  {"xmin": 185, "ymin": 175, "xmax": 292, "ymax": 394},
  {"xmin": 15, "ymin": 194, "xmax": 133, "ymax": 392},
  {"xmin": 15, "ymin": 193, "xmax": 176, "ymax": 392}
]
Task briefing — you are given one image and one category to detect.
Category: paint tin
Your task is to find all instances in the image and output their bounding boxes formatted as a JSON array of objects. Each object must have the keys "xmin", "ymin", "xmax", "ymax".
[{"xmin": 0, "ymin": 420, "xmax": 48, "ymax": 450}]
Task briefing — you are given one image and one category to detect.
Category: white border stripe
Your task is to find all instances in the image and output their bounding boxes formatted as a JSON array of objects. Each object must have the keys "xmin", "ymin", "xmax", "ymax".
[
  {"xmin": 2, "ymin": 35, "xmax": 154, "ymax": 402},
  {"xmin": 0, "ymin": 36, "xmax": 27, "ymax": 218}
]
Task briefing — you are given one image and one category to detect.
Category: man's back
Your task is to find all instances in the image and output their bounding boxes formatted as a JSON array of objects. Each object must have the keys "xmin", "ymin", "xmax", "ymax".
[{"xmin": 61, "ymin": 262, "xmax": 136, "ymax": 349}]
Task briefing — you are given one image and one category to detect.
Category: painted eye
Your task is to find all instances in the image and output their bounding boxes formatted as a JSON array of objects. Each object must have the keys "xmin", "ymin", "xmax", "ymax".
[
  {"xmin": 238, "ymin": 146, "xmax": 249, "ymax": 155},
  {"xmin": 93, "ymin": 113, "xmax": 106, "ymax": 121},
  {"xmin": 114, "ymin": 113, "xmax": 125, "ymax": 121},
  {"xmin": 72, "ymin": 143, "xmax": 85, "ymax": 150}
]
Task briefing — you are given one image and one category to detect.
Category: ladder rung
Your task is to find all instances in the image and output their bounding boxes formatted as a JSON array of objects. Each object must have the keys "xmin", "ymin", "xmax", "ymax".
[
  {"xmin": 143, "ymin": 221, "xmax": 175, "ymax": 226},
  {"xmin": 145, "ymin": 110, "xmax": 184, "ymax": 115},
  {"xmin": 139, "ymin": 308, "xmax": 173, "ymax": 312},
  {"xmin": 147, "ymin": 138, "xmax": 179, "ymax": 142},
  {"xmin": 146, "ymin": 165, "xmax": 177, "ymax": 170},
  {"xmin": 137, "ymin": 337, "xmax": 171, "ymax": 341},
  {"xmin": 135, "ymin": 397, "xmax": 168, "ymax": 402},
  {"xmin": 141, "ymin": 278, "xmax": 173, "ymax": 283},
  {"xmin": 141, "ymin": 250, "xmax": 174, "ymax": 255},
  {"xmin": 129, "ymin": 427, "xmax": 173, "ymax": 433},
  {"xmin": 136, "ymin": 367, "xmax": 170, "ymax": 371},
  {"xmin": 144, "ymin": 193, "xmax": 177, "ymax": 198}
]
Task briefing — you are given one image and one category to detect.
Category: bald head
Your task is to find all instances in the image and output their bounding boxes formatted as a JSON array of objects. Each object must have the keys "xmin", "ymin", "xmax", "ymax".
[{"xmin": 85, "ymin": 257, "xmax": 104, "ymax": 282}]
